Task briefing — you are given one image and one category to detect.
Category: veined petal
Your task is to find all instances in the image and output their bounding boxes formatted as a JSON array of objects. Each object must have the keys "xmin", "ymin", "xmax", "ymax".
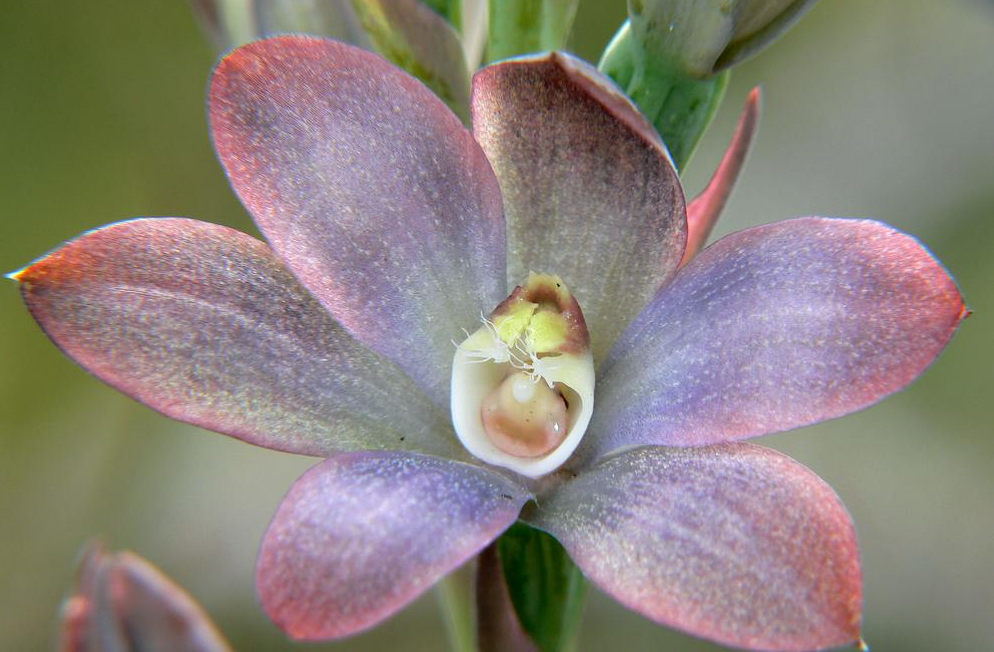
[
  {"xmin": 580, "ymin": 218, "xmax": 966, "ymax": 461},
  {"xmin": 257, "ymin": 451, "xmax": 530, "ymax": 640},
  {"xmin": 13, "ymin": 218, "xmax": 458, "ymax": 458},
  {"xmin": 472, "ymin": 52, "xmax": 686, "ymax": 363},
  {"xmin": 530, "ymin": 445, "xmax": 862, "ymax": 652},
  {"xmin": 210, "ymin": 36, "xmax": 506, "ymax": 407},
  {"xmin": 681, "ymin": 87, "xmax": 761, "ymax": 267}
]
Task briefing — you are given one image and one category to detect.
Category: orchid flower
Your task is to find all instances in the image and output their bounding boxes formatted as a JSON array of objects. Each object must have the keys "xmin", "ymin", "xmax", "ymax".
[
  {"xmin": 59, "ymin": 543, "xmax": 232, "ymax": 652},
  {"xmin": 12, "ymin": 36, "xmax": 965, "ymax": 651}
]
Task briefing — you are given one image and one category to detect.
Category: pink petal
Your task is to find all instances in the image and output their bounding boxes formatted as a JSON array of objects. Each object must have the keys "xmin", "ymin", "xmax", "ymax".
[
  {"xmin": 472, "ymin": 52, "xmax": 686, "ymax": 362},
  {"xmin": 210, "ymin": 36, "xmax": 506, "ymax": 406},
  {"xmin": 257, "ymin": 451, "xmax": 530, "ymax": 640},
  {"xmin": 579, "ymin": 218, "xmax": 966, "ymax": 462},
  {"xmin": 681, "ymin": 87, "xmax": 761, "ymax": 267},
  {"xmin": 14, "ymin": 218, "xmax": 458, "ymax": 458},
  {"xmin": 532, "ymin": 445, "xmax": 862, "ymax": 652}
]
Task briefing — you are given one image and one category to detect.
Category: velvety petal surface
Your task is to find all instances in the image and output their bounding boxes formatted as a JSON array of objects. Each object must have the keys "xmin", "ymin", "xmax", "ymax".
[
  {"xmin": 580, "ymin": 218, "xmax": 966, "ymax": 461},
  {"xmin": 472, "ymin": 53, "xmax": 686, "ymax": 362},
  {"xmin": 211, "ymin": 36, "xmax": 506, "ymax": 406},
  {"xmin": 682, "ymin": 87, "xmax": 760, "ymax": 267},
  {"xmin": 530, "ymin": 445, "xmax": 862, "ymax": 652},
  {"xmin": 14, "ymin": 218, "xmax": 459, "ymax": 458},
  {"xmin": 257, "ymin": 451, "xmax": 530, "ymax": 640}
]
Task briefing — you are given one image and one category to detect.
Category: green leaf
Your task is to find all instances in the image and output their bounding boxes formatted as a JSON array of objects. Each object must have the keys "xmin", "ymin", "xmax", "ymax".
[
  {"xmin": 599, "ymin": 21, "xmax": 729, "ymax": 171},
  {"xmin": 497, "ymin": 521, "xmax": 587, "ymax": 652},
  {"xmin": 486, "ymin": 0, "xmax": 579, "ymax": 62}
]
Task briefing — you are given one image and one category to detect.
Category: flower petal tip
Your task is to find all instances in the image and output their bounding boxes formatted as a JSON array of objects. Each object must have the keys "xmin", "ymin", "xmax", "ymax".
[{"xmin": 747, "ymin": 85, "xmax": 762, "ymax": 105}]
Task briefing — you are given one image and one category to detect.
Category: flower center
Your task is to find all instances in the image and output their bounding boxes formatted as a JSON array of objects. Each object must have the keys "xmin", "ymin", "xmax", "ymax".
[
  {"xmin": 481, "ymin": 370, "xmax": 568, "ymax": 458},
  {"xmin": 450, "ymin": 273, "xmax": 593, "ymax": 478}
]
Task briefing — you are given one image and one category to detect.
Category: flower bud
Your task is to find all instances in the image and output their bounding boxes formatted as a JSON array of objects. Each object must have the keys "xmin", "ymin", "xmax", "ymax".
[
  {"xmin": 58, "ymin": 543, "xmax": 231, "ymax": 652},
  {"xmin": 628, "ymin": 0, "xmax": 819, "ymax": 77}
]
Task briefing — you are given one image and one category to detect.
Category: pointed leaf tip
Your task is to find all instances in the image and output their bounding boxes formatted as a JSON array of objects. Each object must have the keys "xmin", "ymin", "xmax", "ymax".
[{"xmin": 681, "ymin": 86, "xmax": 761, "ymax": 266}]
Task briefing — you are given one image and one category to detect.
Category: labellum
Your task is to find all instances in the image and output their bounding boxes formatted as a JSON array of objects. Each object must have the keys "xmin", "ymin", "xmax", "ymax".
[{"xmin": 451, "ymin": 273, "xmax": 594, "ymax": 478}]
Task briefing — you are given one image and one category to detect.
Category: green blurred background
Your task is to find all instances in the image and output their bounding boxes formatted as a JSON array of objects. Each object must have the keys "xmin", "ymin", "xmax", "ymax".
[{"xmin": 1, "ymin": 1, "xmax": 991, "ymax": 650}]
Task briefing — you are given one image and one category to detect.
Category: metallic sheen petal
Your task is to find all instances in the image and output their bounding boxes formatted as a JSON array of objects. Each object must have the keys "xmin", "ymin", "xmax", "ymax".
[
  {"xmin": 14, "ymin": 218, "xmax": 458, "ymax": 458},
  {"xmin": 681, "ymin": 87, "xmax": 760, "ymax": 267},
  {"xmin": 257, "ymin": 451, "xmax": 530, "ymax": 640},
  {"xmin": 531, "ymin": 445, "xmax": 862, "ymax": 652},
  {"xmin": 210, "ymin": 36, "xmax": 506, "ymax": 406},
  {"xmin": 472, "ymin": 52, "xmax": 686, "ymax": 363},
  {"xmin": 580, "ymin": 218, "xmax": 966, "ymax": 461}
]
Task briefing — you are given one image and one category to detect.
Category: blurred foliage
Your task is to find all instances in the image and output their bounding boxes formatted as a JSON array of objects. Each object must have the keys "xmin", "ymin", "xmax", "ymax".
[{"xmin": 1, "ymin": 1, "xmax": 992, "ymax": 651}]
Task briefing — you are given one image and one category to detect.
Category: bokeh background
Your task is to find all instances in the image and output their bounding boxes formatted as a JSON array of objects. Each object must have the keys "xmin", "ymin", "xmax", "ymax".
[{"xmin": 1, "ymin": 1, "xmax": 991, "ymax": 650}]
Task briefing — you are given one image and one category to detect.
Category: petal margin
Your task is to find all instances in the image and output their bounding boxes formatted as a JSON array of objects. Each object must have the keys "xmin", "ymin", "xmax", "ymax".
[
  {"xmin": 14, "ymin": 218, "xmax": 458, "ymax": 458},
  {"xmin": 257, "ymin": 451, "xmax": 530, "ymax": 640},
  {"xmin": 472, "ymin": 52, "xmax": 686, "ymax": 363},
  {"xmin": 211, "ymin": 36, "xmax": 506, "ymax": 406},
  {"xmin": 530, "ymin": 445, "xmax": 862, "ymax": 652},
  {"xmin": 681, "ymin": 87, "xmax": 760, "ymax": 267},
  {"xmin": 580, "ymin": 218, "xmax": 966, "ymax": 461}
]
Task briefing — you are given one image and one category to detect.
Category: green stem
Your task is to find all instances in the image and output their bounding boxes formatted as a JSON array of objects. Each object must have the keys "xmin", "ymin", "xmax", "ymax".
[
  {"xmin": 486, "ymin": 0, "xmax": 579, "ymax": 62},
  {"xmin": 496, "ymin": 522, "xmax": 587, "ymax": 652},
  {"xmin": 436, "ymin": 563, "xmax": 478, "ymax": 652},
  {"xmin": 600, "ymin": 22, "xmax": 729, "ymax": 172}
]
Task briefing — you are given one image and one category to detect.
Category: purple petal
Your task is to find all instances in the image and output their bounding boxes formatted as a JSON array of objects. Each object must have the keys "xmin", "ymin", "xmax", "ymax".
[
  {"xmin": 472, "ymin": 53, "xmax": 686, "ymax": 362},
  {"xmin": 682, "ymin": 87, "xmax": 760, "ymax": 267},
  {"xmin": 257, "ymin": 451, "xmax": 530, "ymax": 640},
  {"xmin": 210, "ymin": 36, "xmax": 506, "ymax": 406},
  {"xmin": 62, "ymin": 544, "xmax": 232, "ymax": 652},
  {"xmin": 14, "ymin": 218, "xmax": 458, "ymax": 458},
  {"xmin": 531, "ymin": 445, "xmax": 862, "ymax": 652},
  {"xmin": 580, "ymin": 218, "xmax": 966, "ymax": 460}
]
